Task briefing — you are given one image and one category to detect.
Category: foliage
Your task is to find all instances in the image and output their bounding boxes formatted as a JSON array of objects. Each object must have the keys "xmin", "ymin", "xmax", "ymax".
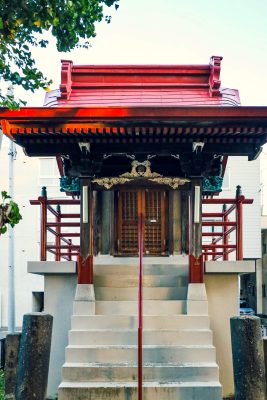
[
  {"xmin": 0, "ymin": 370, "xmax": 4, "ymax": 400},
  {"xmin": 0, "ymin": 191, "xmax": 22, "ymax": 234},
  {"xmin": 0, "ymin": 0, "xmax": 119, "ymax": 108}
]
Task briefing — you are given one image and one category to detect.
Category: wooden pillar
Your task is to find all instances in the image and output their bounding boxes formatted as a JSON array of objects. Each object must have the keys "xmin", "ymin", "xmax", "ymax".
[
  {"xmin": 189, "ymin": 178, "xmax": 204, "ymax": 283},
  {"xmin": 101, "ymin": 191, "xmax": 112, "ymax": 254},
  {"xmin": 77, "ymin": 177, "xmax": 93, "ymax": 284},
  {"xmin": 181, "ymin": 190, "xmax": 190, "ymax": 254}
]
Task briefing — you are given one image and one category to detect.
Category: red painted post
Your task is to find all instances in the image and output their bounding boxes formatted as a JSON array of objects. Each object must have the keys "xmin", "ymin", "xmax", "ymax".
[
  {"xmin": 236, "ymin": 185, "xmax": 243, "ymax": 260},
  {"xmin": 223, "ymin": 204, "xmax": 229, "ymax": 261},
  {"xmin": 40, "ymin": 187, "xmax": 47, "ymax": 261},
  {"xmin": 55, "ymin": 204, "xmax": 61, "ymax": 261},
  {"xmin": 189, "ymin": 179, "xmax": 203, "ymax": 283},
  {"xmin": 138, "ymin": 206, "xmax": 144, "ymax": 400}
]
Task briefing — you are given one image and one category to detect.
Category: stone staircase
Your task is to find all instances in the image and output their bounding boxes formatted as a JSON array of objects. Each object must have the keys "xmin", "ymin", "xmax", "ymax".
[{"xmin": 58, "ymin": 262, "xmax": 222, "ymax": 400}]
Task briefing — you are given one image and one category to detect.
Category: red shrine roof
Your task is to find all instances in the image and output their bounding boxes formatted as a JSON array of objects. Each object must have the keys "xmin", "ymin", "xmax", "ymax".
[
  {"xmin": 1, "ymin": 56, "xmax": 267, "ymax": 162},
  {"xmin": 44, "ymin": 56, "xmax": 240, "ymax": 108}
]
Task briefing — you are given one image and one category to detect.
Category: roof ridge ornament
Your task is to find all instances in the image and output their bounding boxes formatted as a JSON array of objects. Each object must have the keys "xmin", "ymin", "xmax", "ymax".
[
  {"xmin": 209, "ymin": 56, "xmax": 223, "ymax": 97},
  {"xmin": 60, "ymin": 60, "xmax": 73, "ymax": 100}
]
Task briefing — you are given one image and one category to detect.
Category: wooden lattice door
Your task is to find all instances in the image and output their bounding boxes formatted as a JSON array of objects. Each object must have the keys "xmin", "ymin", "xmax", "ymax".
[{"xmin": 117, "ymin": 189, "xmax": 168, "ymax": 255}]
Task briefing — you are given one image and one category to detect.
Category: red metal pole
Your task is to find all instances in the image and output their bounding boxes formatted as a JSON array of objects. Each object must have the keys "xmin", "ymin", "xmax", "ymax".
[
  {"xmin": 236, "ymin": 186, "xmax": 244, "ymax": 260},
  {"xmin": 55, "ymin": 204, "xmax": 61, "ymax": 261},
  {"xmin": 138, "ymin": 211, "xmax": 143, "ymax": 400},
  {"xmin": 40, "ymin": 187, "xmax": 47, "ymax": 261},
  {"xmin": 90, "ymin": 193, "xmax": 94, "ymax": 283}
]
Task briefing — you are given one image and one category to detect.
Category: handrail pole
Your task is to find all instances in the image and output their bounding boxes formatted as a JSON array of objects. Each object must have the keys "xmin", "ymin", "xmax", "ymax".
[
  {"xmin": 138, "ymin": 211, "xmax": 143, "ymax": 400},
  {"xmin": 40, "ymin": 187, "xmax": 47, "ymax": 261},
  {"xmin": 55, "ymin": 204, "xmax": 61, "ymax": 261}
]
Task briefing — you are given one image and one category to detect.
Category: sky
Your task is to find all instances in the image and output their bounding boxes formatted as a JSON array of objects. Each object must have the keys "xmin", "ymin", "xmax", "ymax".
[{"xmin": 13, "ymin": 0, "xmax": 267, "ymax": 107}]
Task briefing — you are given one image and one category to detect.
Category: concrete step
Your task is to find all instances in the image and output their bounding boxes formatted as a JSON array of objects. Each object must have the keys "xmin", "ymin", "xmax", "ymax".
[
  {"xmin": 95, "ymin": 287, "xmax": 187, "ymax": 300},
  {"xmin": 62, "ymin": 362, "xmax": 219, "ymax": 382},
  {"xmin": 94, "ymin": 274, "xmax": 188, "ymax": 288},
  {"xmin": 95, "ymin": 300, "xmax": 186, "ymax": 315},
  {"xmin": 58, "ymin": 381, "xmax": 222, "ymax": 400},
  {"xmin": 66, "ymin": 345, "xmax": 216, "ymax": 364},
  {"xmin": 71, "ymin": 315, "xmax": 210, "ymax": 330},
  {"xmin": 69, "ymin": 329, "xmax": 213, "ymax": 346},
  {"xmin": 94, "ymin": 264, "xmax": 188, "ymax": 276}
]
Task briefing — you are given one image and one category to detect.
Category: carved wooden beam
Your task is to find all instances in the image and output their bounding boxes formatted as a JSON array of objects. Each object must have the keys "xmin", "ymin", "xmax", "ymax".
[
  {"xmin": 60, "ymin": 60, "xmax": 73, "ymax": 100},
  {"xmin": 209, "ymin": 56, "xmax": 223, "ymax": 97}
]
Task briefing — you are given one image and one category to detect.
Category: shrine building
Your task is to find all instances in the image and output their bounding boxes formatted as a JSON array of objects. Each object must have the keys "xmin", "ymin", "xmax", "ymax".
[{"xmin": 1, "ymin": 56, "xmax": 267, "ymax": 399}]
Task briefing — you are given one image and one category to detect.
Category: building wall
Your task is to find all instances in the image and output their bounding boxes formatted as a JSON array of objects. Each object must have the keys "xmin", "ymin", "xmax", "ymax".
[
  {"xmin": 0, "ymin": 137, "xmax": 65, "ymax": 328},
  {"xmin": 261, "ymin": 230, "xmax": 267, "ymax": 315}
]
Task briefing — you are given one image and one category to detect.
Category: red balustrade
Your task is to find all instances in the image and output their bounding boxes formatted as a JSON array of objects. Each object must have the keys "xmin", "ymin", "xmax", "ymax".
[
  {"xmin": 202, "ymin": 187, "xmax": 253, "ymax": 261},
  {"xmin": 30, "ymin": 188, "xmax": 80, "ymax": 261}
]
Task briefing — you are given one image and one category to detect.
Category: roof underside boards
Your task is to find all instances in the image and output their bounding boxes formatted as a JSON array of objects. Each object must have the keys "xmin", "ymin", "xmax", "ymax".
[{"xmin": 1, "ymin": 106, "xmax": 267, "ymax": 159}]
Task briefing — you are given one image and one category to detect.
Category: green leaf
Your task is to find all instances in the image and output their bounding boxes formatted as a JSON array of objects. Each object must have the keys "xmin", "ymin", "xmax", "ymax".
[
  {"xmin": 1, "ymin": 191, "xmax": 11, "ymax": 200},
  {"xmin": 0, "ymin": 225, "xmax": 7, "ymax": 234}
]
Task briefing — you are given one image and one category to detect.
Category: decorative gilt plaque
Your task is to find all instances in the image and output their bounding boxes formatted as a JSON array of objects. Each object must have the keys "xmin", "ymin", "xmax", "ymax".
[
  {"xmin": 92, "ymin": 177, "xmax": 131, "ymax": 190},
  {"xmin": 148, "ymin": 177, "xmax": 190, "ymax": 189},
  {"xmin": 92, "ymin": 160, "xmax": 190, "ymax": 189}
]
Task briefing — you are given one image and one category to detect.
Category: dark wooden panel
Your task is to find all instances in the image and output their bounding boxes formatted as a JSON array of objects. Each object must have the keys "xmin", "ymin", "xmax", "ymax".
[
  {"xmin": 118, "ymin": 190, "xmax": 139, "ymax": 254},
  {"xmin": 117, "ymin": 189, "xmax": 168, "ymax": 256}
]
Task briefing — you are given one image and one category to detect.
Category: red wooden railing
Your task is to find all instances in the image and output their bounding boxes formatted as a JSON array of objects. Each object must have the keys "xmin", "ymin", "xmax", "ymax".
[
  {"xmin": 138, "ymin": 212, "xmax": 143, "ymax": 400},
  {"xmin": 202, "ymin": 186, "xmax": 253, "ymax": 261},
  {"xmin": 31, "ymin": 185, "xmax": 253, "ymax": 266},
  {"xmin": 30, "ymin": 187, "xmax": 80, "ymax": 261}
]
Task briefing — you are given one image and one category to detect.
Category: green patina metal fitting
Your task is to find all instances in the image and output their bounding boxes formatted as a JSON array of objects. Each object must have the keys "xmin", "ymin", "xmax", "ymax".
[
  {"xmin": 60, "ymin": 176, "xmax": 80, "ymax": 193},
  {"xmin": 202, "ymin": 176, "xmax": 223, "ymax": 194}
]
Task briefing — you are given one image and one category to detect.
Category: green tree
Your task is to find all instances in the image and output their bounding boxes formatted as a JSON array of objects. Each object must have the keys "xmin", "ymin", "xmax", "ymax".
[{"xmin": 0, "ymin": 0, "xmax": 119, "ymax": 109}]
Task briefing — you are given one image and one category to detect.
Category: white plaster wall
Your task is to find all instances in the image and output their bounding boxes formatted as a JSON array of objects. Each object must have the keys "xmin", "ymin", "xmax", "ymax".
[
  {"xmin": 44, "ymin": 274, "xmax": 77, "ymax": 397},
  {"xmin": 260, "ymin": 144, "xmax": 267, "ymax": 217}
]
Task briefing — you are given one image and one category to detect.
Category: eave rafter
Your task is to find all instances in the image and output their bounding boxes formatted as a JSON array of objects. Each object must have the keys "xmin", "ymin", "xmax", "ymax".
[{"xmin": 1, "ymin": 106, "xmax": 267, "ymax": 159}]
